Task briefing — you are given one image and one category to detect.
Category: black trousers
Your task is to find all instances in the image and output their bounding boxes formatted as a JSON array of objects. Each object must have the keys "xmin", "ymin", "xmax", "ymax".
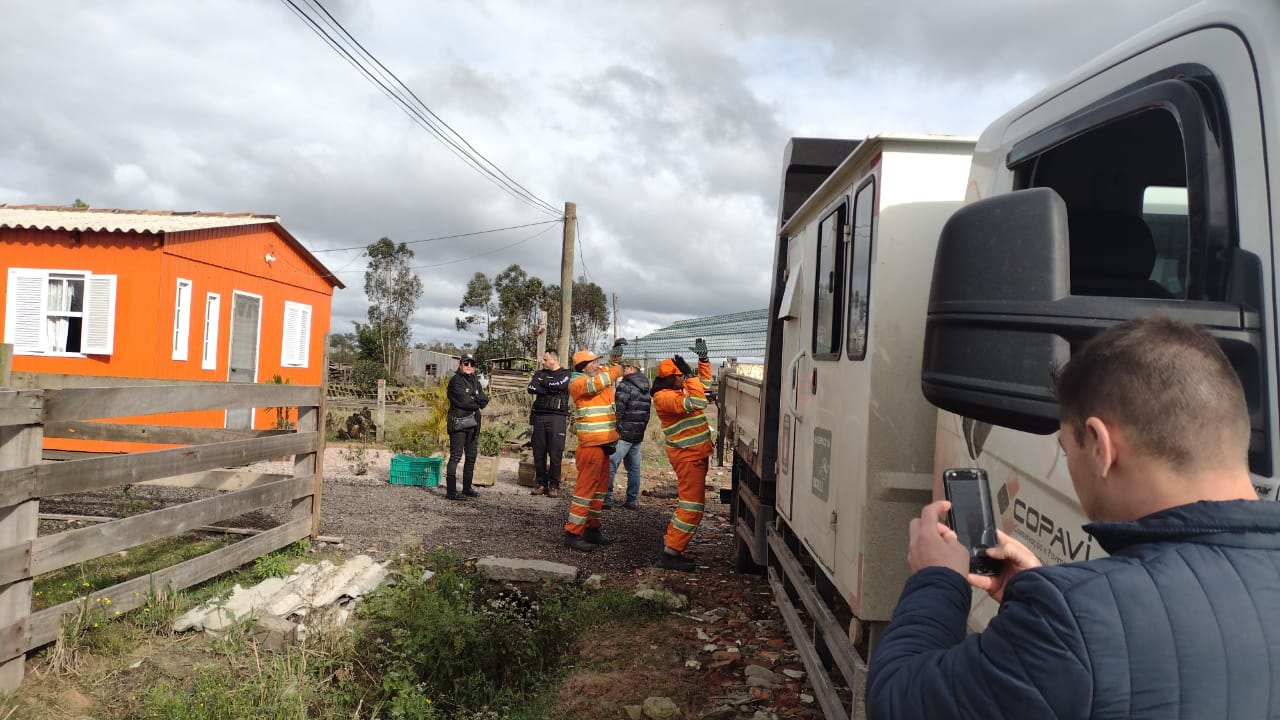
[
  {"xmin": 530, "ymin": 413, "xmax": 567, "ymax": 488},
  {"xmin": 446, "ymin": 426, "xmax": 479, "ymax": 493}
]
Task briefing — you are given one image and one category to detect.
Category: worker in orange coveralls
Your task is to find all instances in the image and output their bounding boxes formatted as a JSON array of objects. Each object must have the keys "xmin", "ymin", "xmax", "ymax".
[
  {"xmin": 650, "ymin": 338, "xmax": 713, "ymax": 572},
  {"xmin": 561, "ymin": 339, "xmax": 627, "ymax": 552}
]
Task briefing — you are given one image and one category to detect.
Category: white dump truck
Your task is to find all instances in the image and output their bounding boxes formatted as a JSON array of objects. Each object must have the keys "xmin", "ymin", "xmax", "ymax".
[{"xmin": 718, "ymin": 2, "xmax": 1280, "ymax": 717}]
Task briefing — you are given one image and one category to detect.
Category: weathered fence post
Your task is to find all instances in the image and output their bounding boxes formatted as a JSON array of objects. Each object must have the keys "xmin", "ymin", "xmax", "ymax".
[
  {"xmin": 375, "ymin": 379, "xmax": 386, "ymax": 444},
  {"xmin": 0, "ymin": 343, "xmax": 39, "ymax": 690}
]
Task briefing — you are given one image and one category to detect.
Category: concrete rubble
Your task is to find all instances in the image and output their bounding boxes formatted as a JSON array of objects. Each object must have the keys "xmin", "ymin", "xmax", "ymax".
[
  {"xmin": 173, "ymin": 554, "xmax": 389, "ymax": 645},
  {"xmin": 474, "ymin": 556, "xmax": 577, "ymax": 583}
]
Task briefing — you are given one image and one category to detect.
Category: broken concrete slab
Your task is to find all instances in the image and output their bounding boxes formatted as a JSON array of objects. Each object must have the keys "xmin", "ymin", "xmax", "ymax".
[{"xmin": 475, "ymin": 556, "xmax": 577, "ymax": 583}]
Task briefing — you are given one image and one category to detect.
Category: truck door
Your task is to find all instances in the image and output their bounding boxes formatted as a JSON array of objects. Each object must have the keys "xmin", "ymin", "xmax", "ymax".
[{"xmin": 947, "ymin": 26, "xmax": 1276, "ymax": 590}]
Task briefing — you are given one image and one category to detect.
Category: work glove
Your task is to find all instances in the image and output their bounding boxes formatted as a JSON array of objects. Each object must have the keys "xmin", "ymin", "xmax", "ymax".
[
  {"xmin": 672, "ymin": 354, "xmax": 693, "ymax": 377},
  {"xmin": 610, "ymin": 337, "xmax": 627, "ymax": 361},
  {"xmin": 690, "ymin": 338, "xmax": 708, "ymax": 361}
]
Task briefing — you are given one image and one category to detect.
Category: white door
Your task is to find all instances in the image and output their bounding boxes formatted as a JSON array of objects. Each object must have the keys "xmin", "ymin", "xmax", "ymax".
[{"xmin": 226, "ymin": 292, "xmax": 261, "ymax": 429}]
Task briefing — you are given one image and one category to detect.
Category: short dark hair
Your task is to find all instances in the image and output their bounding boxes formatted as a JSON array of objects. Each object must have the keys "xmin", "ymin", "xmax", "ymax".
[
  {"xmin": 544, "ymin": 349, "xmax": 558, "ymax": 358},
  {"xmin": 1053, "ymin": 315, "xmax": 1249, "ymax": 469}
]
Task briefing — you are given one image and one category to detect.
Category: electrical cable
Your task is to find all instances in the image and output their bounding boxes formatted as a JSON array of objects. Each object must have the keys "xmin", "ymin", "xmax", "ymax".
[
  {"xmin": 279, "ymin": 0, "xmax": 561, "ymax": 217},
  {"xmin": 309, "ymin": 218, "xmax": 562, "ymax": 253},
  {"xmin": 300, "ymin": 0, "xmax": 560, "ymax": 216}
]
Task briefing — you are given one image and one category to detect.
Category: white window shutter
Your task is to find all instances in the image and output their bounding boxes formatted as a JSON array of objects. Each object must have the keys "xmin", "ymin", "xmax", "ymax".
[
  {"xmin": 172, "ymin": 279, "xmax": 192, "ymax": 361},
  {"xmin": 81, "ymin": 274, "xmax": 117, "ymax": 355},
  {"xmin": 297, "ymin": 304, "xmax": 312, "ymax": 368},
  {"xmin": 5, "ymin": 268, "xmax": 48, "ymax": 352},
  {"xmin": 281, "ymin": 301, "xmax": 312, "ymax": 368}
]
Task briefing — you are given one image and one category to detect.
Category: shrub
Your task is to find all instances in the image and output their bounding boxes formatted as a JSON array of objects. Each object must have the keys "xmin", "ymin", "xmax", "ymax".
[
  {"xmin": 477, "ymin": 422, "xmax": 513, "ymax": 456},
  {"xmin": 353, "ymin": 549, "xmax": 666, "ymax": 715},
  {"xmin": 388, "ymin": 421, "xmax": 439, "ymax": 457}
]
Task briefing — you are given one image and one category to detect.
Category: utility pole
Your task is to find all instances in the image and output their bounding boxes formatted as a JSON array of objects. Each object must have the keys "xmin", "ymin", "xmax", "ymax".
[
  {"xmin": 558, "ymin": 202, "xmax": 576, "ymax": 361},
  {"xmin": 612, "ymin": 293, "xmax": 619, "ymax": 343}
]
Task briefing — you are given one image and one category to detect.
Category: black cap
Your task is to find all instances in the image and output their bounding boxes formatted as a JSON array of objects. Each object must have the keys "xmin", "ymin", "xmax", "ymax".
[{"xmin": 461, "ymin": 353, "xmax": 476, "ymax": 363}]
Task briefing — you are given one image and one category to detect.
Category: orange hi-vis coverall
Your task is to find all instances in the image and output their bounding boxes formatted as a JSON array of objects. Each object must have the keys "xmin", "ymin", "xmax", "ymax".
[
  {"xmin": 652, "ymin": 358, "xmax": 713, "ymax": 553},
  {"xmin": 563, "ymin": 363, "xmax": 623, "ymax": 536}
]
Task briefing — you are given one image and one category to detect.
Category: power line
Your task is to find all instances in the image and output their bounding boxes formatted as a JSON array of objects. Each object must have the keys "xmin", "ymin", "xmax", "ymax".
[
  {"xmin": 330, "ymin": 222, "xmax": 559, "ymax": 276},
  {"xmin": 300, "ymin": 0, "xmax": 560, "ymax": 216},
  {"xmin": 279, "ymin": 0, "xmax": 561, "ymax": 217},
  {"xmin": 574, "ymin": 215, "xmax": 592, "ymax": 282},
  {"xmin": 309, "ymin": 218, "xmax": 562, "ymax": 253}
]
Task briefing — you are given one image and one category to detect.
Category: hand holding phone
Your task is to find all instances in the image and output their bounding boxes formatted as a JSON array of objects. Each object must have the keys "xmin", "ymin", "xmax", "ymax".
[{"xmin": 942, "ymin": 468, "xmax": 1002, "ymax": 576}]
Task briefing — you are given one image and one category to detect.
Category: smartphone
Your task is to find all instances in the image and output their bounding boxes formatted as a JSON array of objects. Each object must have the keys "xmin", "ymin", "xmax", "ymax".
[{"xmin": 942, "ymin": 467, "xmax": 1002, "ymax": 576}]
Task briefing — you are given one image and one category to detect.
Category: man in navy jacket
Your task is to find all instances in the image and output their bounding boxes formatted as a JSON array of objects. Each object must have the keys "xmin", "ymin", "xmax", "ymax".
[{"xmin": 867, "ymin": 316, "xmax": 1280, "ymax": 719}]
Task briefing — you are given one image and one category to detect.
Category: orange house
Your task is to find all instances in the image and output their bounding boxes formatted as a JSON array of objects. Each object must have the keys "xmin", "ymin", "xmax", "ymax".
[{"xmin": 0, "ymin": 205, "xmax": 344, "ymax": 449}]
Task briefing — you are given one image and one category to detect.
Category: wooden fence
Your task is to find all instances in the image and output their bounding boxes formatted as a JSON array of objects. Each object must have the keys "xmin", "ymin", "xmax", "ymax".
[{"xmin": 0, "ymin": 351, "xmax": 324, "ymax": 691}]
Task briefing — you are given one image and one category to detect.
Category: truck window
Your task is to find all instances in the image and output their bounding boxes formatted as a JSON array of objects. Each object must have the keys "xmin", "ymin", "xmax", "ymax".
[
  {"xmin": 1011, "ymin": 71, "xmax": 1234, "ymax": 303},
  {"xmin": 847, "ymin": 178, "xmax": 875, "ymax": 360},
  {"xmin": 812, "ymin": 201, "xmax": 847, "ymax": 359}
]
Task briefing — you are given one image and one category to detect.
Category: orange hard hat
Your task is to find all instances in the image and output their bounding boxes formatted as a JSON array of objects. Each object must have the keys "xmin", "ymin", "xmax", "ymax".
[
  {"xmin": 658, "ymin": 358, "xmax": 681, "ymax": 377},
  {"xmin": 572, "ymin": 350, "xmax": 598, "ymax": 367}
]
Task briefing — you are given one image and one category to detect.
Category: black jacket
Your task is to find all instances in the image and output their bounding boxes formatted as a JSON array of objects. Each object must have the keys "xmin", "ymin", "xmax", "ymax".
[
  {"xmin": 868, "ymin": 499, "xmax": 1280, "ymax": 719},
  {"xmin": 447, "ymin": 369, "xmax": 488, "ymax": 426},
  {"xmin": 613, "ymin": 371, "xmax": 651, "ymax": 443},
  {"xmin": 527, "ymin": 367, "xmax": 572, "ymax": 416}
]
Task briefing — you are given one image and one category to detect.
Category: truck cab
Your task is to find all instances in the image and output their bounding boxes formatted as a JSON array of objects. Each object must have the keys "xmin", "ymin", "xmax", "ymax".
[{"xmin": 924, "ymin": 0, "xmax": 1280, "ymax": 625}]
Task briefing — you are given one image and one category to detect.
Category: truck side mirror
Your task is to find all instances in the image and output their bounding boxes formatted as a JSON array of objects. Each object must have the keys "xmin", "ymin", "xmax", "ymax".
[{"xmin": 921, "ymin": 188, "xmax": 1071, "ymax": 434}]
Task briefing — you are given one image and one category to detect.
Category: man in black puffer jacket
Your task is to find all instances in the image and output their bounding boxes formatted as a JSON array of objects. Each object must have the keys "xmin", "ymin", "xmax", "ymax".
[
  {"xmin": 527, "ymin": 349, "xmax": 572, "ymax": 497},
  {"xmin": 605, "ymin": 364, "xmax": 650, "ymax": 510},
  {"xmin": 868, "ymin": 316, "xmax": 1280, "ymax": 719}
]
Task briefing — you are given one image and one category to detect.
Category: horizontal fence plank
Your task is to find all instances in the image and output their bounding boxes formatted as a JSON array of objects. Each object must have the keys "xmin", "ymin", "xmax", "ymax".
[
  {"xmin": 0, "ymin": 431, "xmax": 318, "ymax": 507},
  {"xmin": 20, "ymin": 518, "xmax": 311, "ymax": 657},
  {"xmin": 18, "ymin": 475, "xmax": 314, "ymax": 582},
  {"xmin": 139, "ymin": 470, "xmax": 287, "ymax": 492},
  {"xmin": 8, "ymin": 372, "xmax": 221, "ymax": 390},
  {"xmin": 43, "ymin": 384, "xmax": 321, "ymax": 423},
  {"xmin": 44, "ymin": 421, "xmax": 291, "ymax": 445},
  {"xmin": 0, "ymin": 391, "xmax": 42, "ymax": 428}
]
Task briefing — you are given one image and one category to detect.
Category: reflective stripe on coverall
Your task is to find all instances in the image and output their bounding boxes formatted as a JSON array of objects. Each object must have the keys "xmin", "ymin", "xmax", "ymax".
[
  {"xmin": 652, "ymin": 358, "xmax": 713, "ymax": 553},
  {"xmin": 564, "ymin": 363, "xmax": 623, "ymax": 536}
]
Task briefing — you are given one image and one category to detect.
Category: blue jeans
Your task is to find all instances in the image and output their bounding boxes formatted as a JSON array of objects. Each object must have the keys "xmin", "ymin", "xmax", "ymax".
[{"xmin": 605, "ymin": 439, "xmax": 641, "ymax": 505}]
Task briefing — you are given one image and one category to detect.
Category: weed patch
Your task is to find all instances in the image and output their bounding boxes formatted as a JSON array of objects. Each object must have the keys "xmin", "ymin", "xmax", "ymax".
[{"xmin": 352, "ymin": 549, "xmax": 668, "ymax": 717}]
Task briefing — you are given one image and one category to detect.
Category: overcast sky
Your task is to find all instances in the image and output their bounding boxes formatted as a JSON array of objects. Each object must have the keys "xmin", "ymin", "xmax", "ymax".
[{"xmin": 0, "ymin": 0, "xmax": 1199, "ymax": 349}]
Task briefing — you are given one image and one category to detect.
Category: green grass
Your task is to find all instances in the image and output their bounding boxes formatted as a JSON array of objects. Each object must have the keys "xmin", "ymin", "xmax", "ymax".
[{"xmin": 32, "ymin": 533, "xmax": 236, "ymax": 611}]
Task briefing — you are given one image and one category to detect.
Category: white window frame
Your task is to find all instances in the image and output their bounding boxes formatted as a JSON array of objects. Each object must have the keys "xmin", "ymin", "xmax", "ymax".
[
  {"xmin": 4, "ymin": 267, "xmax": 117, "ymax": 356},
  {"xmin": 281, "ymin": 300, "xmax": 312, "ymax": 368},
  {"xmin": 201, "ymin": 292, "xmax": 221, "ymax": 370},
  {"xmin": 172, "ymin": 278, "xmax": 193, "ymax": 361}
]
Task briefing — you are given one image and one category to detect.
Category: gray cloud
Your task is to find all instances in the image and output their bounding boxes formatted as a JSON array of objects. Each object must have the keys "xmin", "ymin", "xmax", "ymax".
[{"xmin": 1, "ymin": 0, "xmax": 1199, "ymax": 349}]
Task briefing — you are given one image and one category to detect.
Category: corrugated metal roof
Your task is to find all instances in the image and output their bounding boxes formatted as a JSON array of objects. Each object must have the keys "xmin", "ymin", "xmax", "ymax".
[
  {"xmin": 0, "ymin": 204, "xmax": 345, "ymax": 289},
  {"xmin": 0, "ymin": 204, "xmax": 277, "ymax": 233},
  {"xmin": 628, "ymin": 308, "xmax": 767, "ymax": 359}
]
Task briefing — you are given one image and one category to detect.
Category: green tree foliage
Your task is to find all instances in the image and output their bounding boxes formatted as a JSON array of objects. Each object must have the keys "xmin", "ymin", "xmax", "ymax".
[
  {"xmin": 328, "ymin": 332, "xmax": 359, "ymax": 365},
  {"xmin": 457, "ymin": 267, "xmax": 611, "ymax": 362},
  {"xmin": 541, "ymin": 276, "xmax": 610, "ymax": 353},
  {"xmin": 71, "ymin": 198, "xmax": 89, "ymax": 208},
  {"xmin": 362, "ymin": 237, "xmax": 423, "ymax": 378}
]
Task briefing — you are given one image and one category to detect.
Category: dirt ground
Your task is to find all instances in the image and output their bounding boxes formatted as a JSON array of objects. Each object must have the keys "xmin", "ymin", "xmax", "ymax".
[{"xmin": 34, "ymin": 444, "xmax": 832, "ymax": 719}]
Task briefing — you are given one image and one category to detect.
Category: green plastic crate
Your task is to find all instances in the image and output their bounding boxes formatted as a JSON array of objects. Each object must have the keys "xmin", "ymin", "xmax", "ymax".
[{"xmin": 390, "ymin": 454, "xmax": 442, "ymax": 487}]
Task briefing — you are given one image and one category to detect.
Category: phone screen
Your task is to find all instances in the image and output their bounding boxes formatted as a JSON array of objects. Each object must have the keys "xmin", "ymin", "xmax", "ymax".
[
  {"xmin": 948, "ymin": 477, "xmax": 993, "ymax": 550},
  {"xmin": 943, "ymin": 468, "xmax": 1001, "ymax": 575}
]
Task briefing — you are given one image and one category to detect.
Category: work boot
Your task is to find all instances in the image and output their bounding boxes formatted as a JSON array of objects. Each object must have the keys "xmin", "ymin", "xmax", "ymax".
[
  {"xmin": 547, "ymin": 487, "xmax": 561, "ymax": 498},
  {"xmin": 563, "ymin": 532, "xmax": 596, "ymax": 553},
  {"xmin": 445, "ymin": 491, "xmax": 466, "ymax": 501},
  {"xmin": 530, "ymin": 485, "xmax": 548, "ymax": 496},
  {"xmin": 462, "ymin": 488, "xmax": 479, "ymax": 497},
  {"xmin": 583, "ymin": 528, "xmax": 614, "ymax": 546},
  {"xmin": 623, "ymin": 501, "xmax": 639, "ymax": 510},
  {"xmin": 657, "ymin": 551, "xmax": 696, "ymax": 572}
]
